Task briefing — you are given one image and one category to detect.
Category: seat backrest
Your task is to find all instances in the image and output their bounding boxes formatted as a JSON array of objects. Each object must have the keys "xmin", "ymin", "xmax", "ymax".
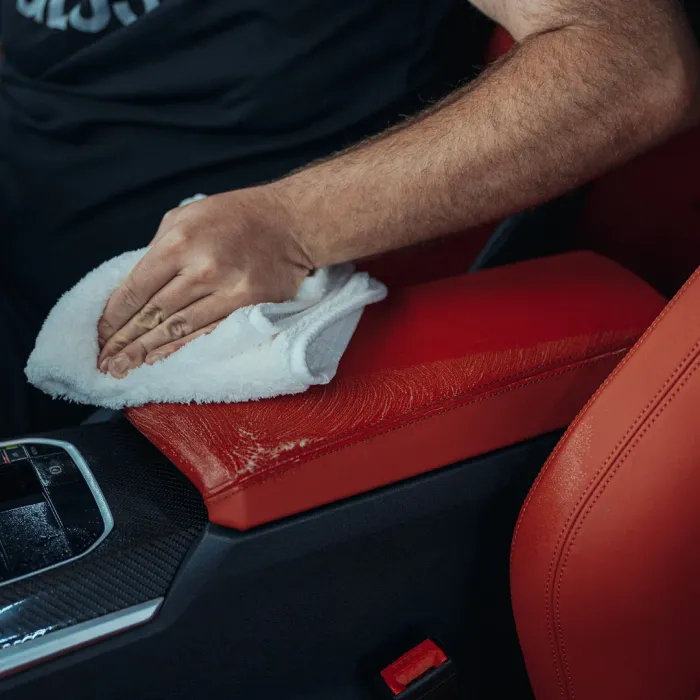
[
  {"xmin": 485, "ymin": 16, "xmax": 700, "ymax": 298},
  {"xmin": 572, "ymin": 0, "xmax": 700, "ymax": 297},
  {"xmin": 573, "ymin": 124, "xmax": 700, "ymax": 297},
  {"xmin": 510, "ymin": 266, "xmax": 700, "ymax": 699}
]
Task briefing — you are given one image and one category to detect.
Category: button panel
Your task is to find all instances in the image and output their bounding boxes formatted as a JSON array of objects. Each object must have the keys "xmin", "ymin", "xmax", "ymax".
[
  {"xmin": 25, "ymin": 443, "xmax": 63, "ymax": 459},
  {"xmin": 0, "ymin": 503, "xmax": 72, "ymax": 580},
  {"xmin": 0, "ymin": 440, "xmax": 110, "ymax": 585},
  {"xmin": 0, "ymin": 461, "xmax": 44, "ymax": 512},
  {"xmin": 32, "ymin": 453, "xmax": 81, "ymax": 488},
  {"xmin": 2, "ymin": 445, "xmax": 28, "ymax": 463},
  {"xmin": 49, "ymin": 482, "xmax": 105, "ymax": 551}
]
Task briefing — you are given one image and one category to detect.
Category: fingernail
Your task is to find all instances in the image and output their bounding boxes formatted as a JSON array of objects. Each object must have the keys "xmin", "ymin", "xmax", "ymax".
[
  {"xmin": 99, "ymin": 358, "xmax": 110, "ymax": 374},
  {"xmin": 109, "ymin": 355, "xmax": 131, "ymax": 378},
  {"xmin": 145, "ymin": 353, "xmax": 164, "ymax": 365}
]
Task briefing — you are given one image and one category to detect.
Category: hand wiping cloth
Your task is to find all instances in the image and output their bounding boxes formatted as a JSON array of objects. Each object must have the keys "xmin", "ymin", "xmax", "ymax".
[{"xmin": 25, "ymin": 249, "xmax": 387, "ymax": 410}]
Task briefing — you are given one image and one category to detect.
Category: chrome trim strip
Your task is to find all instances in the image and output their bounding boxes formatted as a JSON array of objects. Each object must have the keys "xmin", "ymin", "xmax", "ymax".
[
  {"xmin": 0, "ymin": 438, "xmax": 114, "ymax": 588},
  {"xmin": 0, "ymin": 598, "xmax": 162, "ymax": 678}
]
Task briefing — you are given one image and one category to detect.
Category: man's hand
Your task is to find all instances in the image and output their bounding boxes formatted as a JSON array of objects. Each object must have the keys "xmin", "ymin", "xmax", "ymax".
[
  {"xmin": 97, "ymin": 0, "xmax": 699, "ymax": 375},
  {"xmin": 97, "ymin": 189, "xmax": 312, "ymax": 378}
]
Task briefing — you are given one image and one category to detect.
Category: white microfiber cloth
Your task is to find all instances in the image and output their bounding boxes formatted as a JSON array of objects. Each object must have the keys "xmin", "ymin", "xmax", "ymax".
[{"xmin": 25, "ymin": 250, "xmax": 387, "ymax": 409}]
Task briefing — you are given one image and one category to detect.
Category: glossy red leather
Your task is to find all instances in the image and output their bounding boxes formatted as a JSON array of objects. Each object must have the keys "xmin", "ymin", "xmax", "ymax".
[
  {"xmin": 127, "ymin": 253, "xmax": 664, "ymax": 530},
  {"xmin": 511, "ymin": 267, "xmax": 700, "ymax": 699},
  {"xmin": 127, "ymin": 253, "xmax": 663, "ymax": 529}
]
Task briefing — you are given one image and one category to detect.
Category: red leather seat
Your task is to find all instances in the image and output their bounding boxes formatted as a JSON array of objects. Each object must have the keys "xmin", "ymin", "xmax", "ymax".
[
  {"xmin": 127, "ymin": 252, "xmax": 664, "ymax": 530},
  {"xmin": 511, "ymin": 267, "xmax": 700, "ymax": 699},
  {"xmin": 574, "ymin": 125, "xmax": 700, "ymax": 297},
  {"xmin": 356, "ymin": 224, "xmax": 496, "ymax": 288}
]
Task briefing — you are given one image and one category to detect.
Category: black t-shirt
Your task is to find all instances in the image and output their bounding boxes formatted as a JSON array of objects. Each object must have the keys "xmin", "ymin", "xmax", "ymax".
[{"xmin": 0, "ymin": 0, "xmax": 490, "ymax": 303}]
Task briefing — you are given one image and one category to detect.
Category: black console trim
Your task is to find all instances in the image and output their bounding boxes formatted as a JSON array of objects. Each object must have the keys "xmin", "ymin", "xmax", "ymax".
[
  {"xmin": 1, "ymin": 422, "xmax": 556, "ymax": 698},
  {"xmin": 0, "ymin": 439, "xmax": 114, "ymax": 588},
  {"xmin": 3, "ymin": 431, "xmax": 560, "ymax": 700},
  {"xmin": 0, "ymin": 598, "xmax": 162, "ymax": 679},
  {"xmin": 0, "ymin": 422, "xmax": 208, "ymax": 675}
]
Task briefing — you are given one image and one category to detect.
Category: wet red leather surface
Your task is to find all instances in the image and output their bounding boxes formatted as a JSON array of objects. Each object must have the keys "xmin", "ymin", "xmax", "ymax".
[
  {"xmin": 127, "ymin": 252, "xmax": 665, "ymax": 529},
  {"xmin": 512, "ymin": 266, "xmax": 700, "ymax": 700}
]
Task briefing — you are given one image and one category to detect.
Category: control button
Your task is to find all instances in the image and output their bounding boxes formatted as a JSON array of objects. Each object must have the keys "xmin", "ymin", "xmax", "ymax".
[
  {"xmin": 0, "ymin": 461, "xmax": 44, "ymax": 512},
  {"xmin": 379, "ymin": 640, "xmax": 455, "ymax": 699},
  {"xmin": 32, "ymin": 453, "xmax": 81, "ymax": 488},
  {"xmin": 0, "ymin": 502, "xmax": 71, "ymax": 582},
  {"xmin": 2, "ymin": 445, "xmax": 27, "ymax": 463},
  {"xmin": 26, "ymin": 443, "xmax": 63, "ymax": 458},
  {"xmin": 48, "ymin": 482, "xmax": 104, "ymax": 555}
]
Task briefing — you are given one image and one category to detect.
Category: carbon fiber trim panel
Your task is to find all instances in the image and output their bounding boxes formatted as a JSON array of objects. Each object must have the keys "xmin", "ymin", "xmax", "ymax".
[{"xmin": 0, "ymin": 421, "xmax": 206, "ymax": 647}]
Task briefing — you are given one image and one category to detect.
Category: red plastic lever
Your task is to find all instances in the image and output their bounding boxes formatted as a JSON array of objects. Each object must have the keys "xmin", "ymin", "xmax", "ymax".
[{"xmin": 380, "ymin": 640, "xmax": 448, "ymax": 696}]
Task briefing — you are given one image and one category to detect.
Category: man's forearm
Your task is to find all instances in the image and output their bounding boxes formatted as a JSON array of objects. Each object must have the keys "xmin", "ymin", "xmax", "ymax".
[{"xmin": 272, "ymin": 2, "xmax": 700, "ymax": 269}]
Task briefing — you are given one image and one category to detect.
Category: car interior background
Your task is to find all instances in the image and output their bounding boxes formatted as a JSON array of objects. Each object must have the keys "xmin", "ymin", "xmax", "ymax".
[{"xmin": 0, "ymin": 4, "xmax": 699, "ymax": 700}]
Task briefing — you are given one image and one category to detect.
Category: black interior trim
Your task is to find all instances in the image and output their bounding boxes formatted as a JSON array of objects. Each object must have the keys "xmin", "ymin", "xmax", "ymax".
[{"xmin": 2, "ymin": 428, "xmax": 560, "ymax": 700}]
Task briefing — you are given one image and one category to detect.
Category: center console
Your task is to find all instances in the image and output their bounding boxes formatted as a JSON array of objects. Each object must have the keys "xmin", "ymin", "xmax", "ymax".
[
  {"xmin": 0, "ymin": 423, "xmax": 207, "ymax": 681},
  {"xmin": 0, "ymin": 253, "xmax": 668, "ymax": 700},
  {"xmin": 0, "ymin": 439, "xmax": 112, "ymax": 586},
  {"xmin": 0, "ymin": 419, "xmax": 558, "ymax": 700}
]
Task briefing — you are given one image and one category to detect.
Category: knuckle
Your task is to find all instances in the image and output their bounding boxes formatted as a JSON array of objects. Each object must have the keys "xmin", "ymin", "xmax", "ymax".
[
  {"xmin": 97, "ymin": 318, "xmax": 113, "ymax": 338},
  {"xmin": 194, "ymin": 258, "xmax": 219, "ymax": 283},
  {"xmin": 106, "ymin": 334, "xmax": 129, "ymax": 354},
  {"xmin": 136, "ymin": 302, "xmax": 165, "ymax": 330},
  {"xmin": 166, "ymin": 314, "xmax": 190, "ymax": 340},
  {"xmin": 131, "ymin": 339, "xmax": 150, "ymax": 362},
  {"xmin": 118, "ymin": 283, "xmax": 142, "ymax": 312},
  {"xmin": 161, "ymin": 208, "xmax": 178, "ymax": 225},
  {"xmin": 166, "ymin": 226, "xmax": 190, "ymax": 252}
]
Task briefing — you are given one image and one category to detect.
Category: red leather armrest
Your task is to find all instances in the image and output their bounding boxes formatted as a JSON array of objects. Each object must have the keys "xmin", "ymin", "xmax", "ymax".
[{"xmin": 126, "ymin": 253, "xmax": 665, "ymax": 530}]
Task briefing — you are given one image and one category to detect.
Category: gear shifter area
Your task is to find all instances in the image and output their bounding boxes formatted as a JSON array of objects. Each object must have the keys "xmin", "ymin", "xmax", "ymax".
[{"xmin": 0, "ymin": 440, "xmax": 113, "ymax": 586}]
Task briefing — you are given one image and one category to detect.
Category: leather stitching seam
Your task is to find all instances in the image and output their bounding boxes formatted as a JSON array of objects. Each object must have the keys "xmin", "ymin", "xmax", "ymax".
[
  {"xmin": 513, "ymin": 268, "xmax": 700, "ymax": 557},
  {"xmin": 556, "ymin": 355, "xmax": 700, "ymax": 699},
  {"xmin": 511, "ymin": 267, "xmax": 700, "ymax": 699},
  {"xmin": 541, "ymin": 334, "xmax": 700, "ymax": 699}
]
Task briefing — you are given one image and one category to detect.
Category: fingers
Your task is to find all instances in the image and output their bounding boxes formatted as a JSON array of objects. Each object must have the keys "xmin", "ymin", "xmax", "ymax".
[
  {"xmin": 97, "ymin": 242, "xmax": 181, "ymax": 349},
  {"xmin": 97, "ymin": 274, "xmax": 207, "ymax": 368},
  {"xmin": 101, "ymin": 293, "xmax": 246, "ymax": 378},
  {"xmin": 144, "ymin": 322, "xmax": 221, "ymax": 366}
]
